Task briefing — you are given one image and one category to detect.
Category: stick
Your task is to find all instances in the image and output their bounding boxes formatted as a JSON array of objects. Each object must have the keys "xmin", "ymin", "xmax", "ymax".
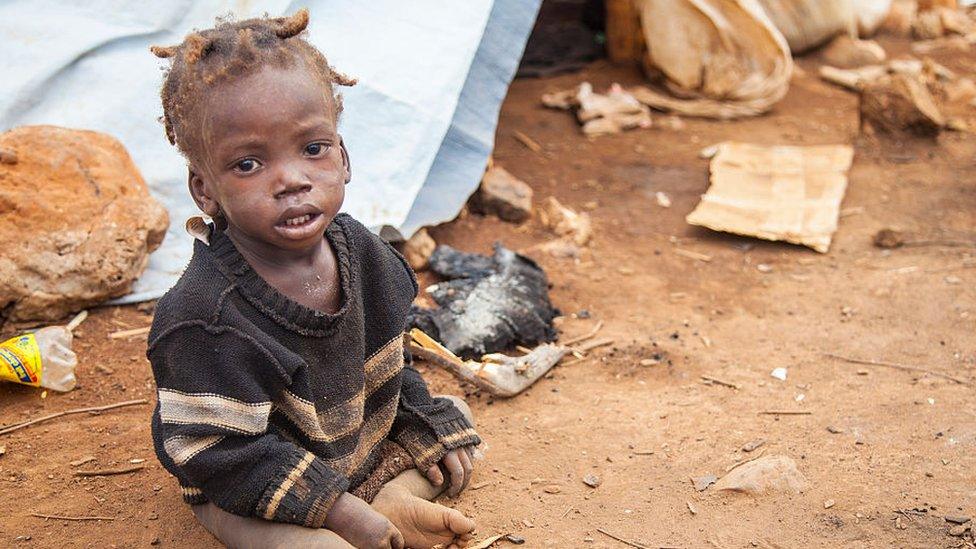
[
  {"xmin": 0, "ymin": 399, "xmax": 148, "ymax": 437},
  {"xmin": 109, "ymin": 326, "xmax": 151, "ymax": 339},
  {"xmin": 824, "ymin": 353, "xmax": 969, "ymax": 386},
  {"xmin": 758, "ymin": 410, "xmax": 812, "ymax": 416},
  {"xmin": 65, "ymin": 310, "xmax": 88, "ymax": 333},
  {"xmin": 596, "ymin": 528, "xmax": 680, "ymax": 549},
  {"xmin": 31, "ymin": 513, "xmax": 115, "ymax": 522},
  {"xmin": 562, "ymin": 320, "xmax": 604, "ymax": 346},
  {"xmin": 674, "ymin": 248, "xmax": 712, "ymax": 262},
  {"xmin": 74, "ymin": 464, "xmax": 145, "ymax": 477},
  {"xmin": 513, "ymin": 130, "xmax": 544, "ymax": 154},
  {"xmin": 700, "ymin": 375, "xmax": 740, "ymax": 390},
  {"xmin": 577, "ymin": 338, "xmax": 614, "ymax": 353}
]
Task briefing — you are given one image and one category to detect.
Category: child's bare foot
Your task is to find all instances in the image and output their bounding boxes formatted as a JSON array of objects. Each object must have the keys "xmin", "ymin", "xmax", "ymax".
[{"xmin": 372, "ymin": 484, "xmax": 476, "ymax": 549}]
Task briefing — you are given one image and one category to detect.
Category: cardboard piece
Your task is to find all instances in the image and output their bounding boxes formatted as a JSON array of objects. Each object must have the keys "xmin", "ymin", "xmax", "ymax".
[{"xmin": 687, "ymin": 142, "xmax": 854, "ymax": 253}]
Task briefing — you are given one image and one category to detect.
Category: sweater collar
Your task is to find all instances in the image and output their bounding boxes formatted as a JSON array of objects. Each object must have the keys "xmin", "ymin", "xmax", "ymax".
[{"xmin": 205, "ymin": 214, "xmax": 355, "ymax": 337}]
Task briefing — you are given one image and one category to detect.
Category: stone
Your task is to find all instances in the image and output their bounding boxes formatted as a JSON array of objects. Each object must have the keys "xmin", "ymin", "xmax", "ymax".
[
  {"xmin": 403, "ymin": 228, "xmax": 436, "ymax": 271},
  {"xmin": 714, "ymin": 455, "xmax": 807, "ymax": 495},
  {"xmin": 471, "ymin": 166, "xmax": 533, "ymax": 223},
  {"xmin": 539, "ymin": 197, "xmax": 592, "ymax": 246},
  {"xmin": 0, "ymin": 126, "xmax": 169, "ymax": 322},
  {"xmin": 821, "ymin": 36, "xmax": 887, "ymax": 69},
  {"xmin": 860, "ymin": 73, "xmax": 945, "ymax": 137}
]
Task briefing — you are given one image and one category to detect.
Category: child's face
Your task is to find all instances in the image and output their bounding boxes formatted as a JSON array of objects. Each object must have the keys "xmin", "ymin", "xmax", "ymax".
[{"xmin": 188, "ymin": 64, "xmax": 348, "ymax": 252}]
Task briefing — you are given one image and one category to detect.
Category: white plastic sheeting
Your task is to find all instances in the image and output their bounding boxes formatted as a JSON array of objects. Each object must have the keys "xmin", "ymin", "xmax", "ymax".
[{"xmin": 0, "ymin": 0, "xmax": 539, "ymax": 302}]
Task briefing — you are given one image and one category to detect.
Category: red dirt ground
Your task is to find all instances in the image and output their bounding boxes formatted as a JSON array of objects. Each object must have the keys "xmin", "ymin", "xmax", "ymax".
[{"xmin": 1, "ymin": 36, "xmax": 974, "ymax": 548}]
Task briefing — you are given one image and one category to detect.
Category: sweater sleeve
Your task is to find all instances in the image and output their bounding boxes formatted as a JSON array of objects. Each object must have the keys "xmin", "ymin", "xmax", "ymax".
[
  {"xmin": 149, "ymin": 322, "xmax": 349, "ymax": 527},
  {"xmin": 389, "ymin": 346, "xmax": 481, "ymax": 469}
]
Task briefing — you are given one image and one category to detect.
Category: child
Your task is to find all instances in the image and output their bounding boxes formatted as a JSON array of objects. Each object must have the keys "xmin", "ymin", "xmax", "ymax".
[{"xmin": 147, "ymin": 9, "xmax": 481, "ymax": 548}]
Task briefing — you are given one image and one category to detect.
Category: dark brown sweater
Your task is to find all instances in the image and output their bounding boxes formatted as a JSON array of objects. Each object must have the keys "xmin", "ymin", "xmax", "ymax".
[{"xmin": 148, "ymin": 214, "xmax": 480, "ymax": 527}]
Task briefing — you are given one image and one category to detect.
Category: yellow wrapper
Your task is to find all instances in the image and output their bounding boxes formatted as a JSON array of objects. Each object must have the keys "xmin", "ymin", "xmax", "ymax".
[{"xmin": 0, "ymin": 333, "xmax": 43, "ymax": 387}]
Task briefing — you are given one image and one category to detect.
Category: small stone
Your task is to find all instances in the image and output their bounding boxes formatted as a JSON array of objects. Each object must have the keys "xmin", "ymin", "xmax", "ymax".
[
  {"xmin": 945, "ymin": 515, "xmax": 971, "ymax": 525},
  {"xmin": 148, "ymin": 512, "xmax": 159, "ymax": 520},
  {"xmin": 824, "ymin": 499, "xmax": 836, "ymax": 509},
  {"xmin": 945, "ymin": 275, "xmax": 961, "ymax": 285},
  {"xmin": 687, "ymin": 501, "xmax": 698, "ymax": 515},
  {"xmin": 583, "ymin": 474, "xmax": 602, "ymax": 488},
  {"xmin": 0, "ymin": 445, "xmax": 5, "ymax": 456},
  {"xmin": 950, "ymin": 524, "xmax": 971, "ymax": 536},
  {"xmin": 692, "ymin": 475, "xmax": 717, "ymax": 492},
  {"xmin": 0, "ymin": 148, "xmax": 18, "ymax": 165},
  {"xmin": 713, "ymin": 455, "xmax": 807, "ymax": 494},
  {"xmin": 821, "ymin": 35, "xmax": 887, "ymax": 69},
  {"xmin": 742, "ymin": 440, "xmax": 765, "ymax": 453},
  {"xmin": 771, "ymin": 367, "xmax": 788, "ymax": 381},
  {"xmin": 543, "ymin": 485, "xmax": 561, "ymax": 494},
  {"xmin": 756, "ymin": 264, "xmax": 773, "ymax": 273},
  {"xmin": 471, "ymin": 166, "xmax": 533, "ymax": 223},
  {"xmin": 655, "ymin": 191, "xmax": 672, "ymax": 208},
  {"xmin": 150, "ymin": 537, "xmax": 161, "ymax": 546},
  {"xmin": 505, "ymin": 534, "xmax": 526, "ymax": 545},
  {"xmin": 827, "ymin": 426, "xmax": 844, "ymax": 434},
  {"xmin": 403, "ymin": 228, "xmax": 436, "ymax": 271},
  {"xmin": 860, "ymin": 73, "xmax": 945, "ymax": 137}
]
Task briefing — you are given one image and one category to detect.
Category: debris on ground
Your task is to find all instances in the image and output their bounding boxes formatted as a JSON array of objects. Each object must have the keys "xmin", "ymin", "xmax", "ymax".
[
  {"xmin": 771, "ymin": 367, "xmax": 788, "ymax": 381},
  {"xmin": 872, "ymin": 227, "xmax": 975, "ymax": 249},
  {"xmin": 402, "ymin": 228, "xmax": 436, "ymax": 271},
  {"xmin": 692, "ymin": 474, "xmax": 718, "ymax": 492},
  {"xmin": 407, "ymin": 244, "xmax": 558, "ymax": 358},
  {"xmin": 913, "ymin": 4, "xmax": 974, "ymax": 40},
  {"xmin": 410, "ymin": 329, "xmax": 569, "ymax": 398},
  {"xmin": 0, "ymin": 311, "xmax": 87, "ymax": 392},
  {"xmin": 686, "ymin": 142, "xmax": 854, "ymax": 253},
  {"xmin": 0, "ymin": 126, "xmax": 169, "ymax": 322},
  {"xmin": 583, "ymin": 473, "xmax": 602, "ymax": 488},
  {"xmin": 742, "ymin": 440, "xmax": 766, "ymax": 453},
  {"xmin": 713, "ymin": 455, "xmax": 808, "ymax": 495},
  {"xmin": 630, "ymin": 0, "xmax": 792, "ymax": 119},
  {"xmin": 539, "ymin": 197, "xmax": 593, "ymax": 246},
  {"xmin": 821, "ymin": 36, "xmax": 887, "ymax": 69},
  {"xmin": 541, "ymin": 82, "xmax": 652, "ymax": 136},
  {"xmin": 655, "ymin": 192, "xmax": 672, "ymax": 208},
  {"xmin": 470, "ymin": 166, "xmax": 534, "ymax": 223},
  {"xmin": 860, "ymin": 72, "xmax": 945, "ymax": 136}
]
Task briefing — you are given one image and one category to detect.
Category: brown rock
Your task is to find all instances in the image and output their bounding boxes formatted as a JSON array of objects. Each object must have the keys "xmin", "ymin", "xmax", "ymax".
[
  {"xmin": 822, "ymin": 36, "xmax": 887, "ymax": 69},
  {"xmin": 539, "ymin": 197, "xmax": 592, "ymax": 246},
  {"xmin": 860, "ymin": 73, "xmax": 945, "ymax": 136},
  {"xmin": 0, "ymin": 126, "xmax": 169, "ymax": 322},
  {"xmin": 471, "ymin": 166, "xmax": 533, "ymax": 223},
  {"xmin": 403, "ymin": 228, "xmax": 436, "ymax": 271},
  {"xmin": 714, "ymin": 455, "xmax": 807, "ymax": 495}
]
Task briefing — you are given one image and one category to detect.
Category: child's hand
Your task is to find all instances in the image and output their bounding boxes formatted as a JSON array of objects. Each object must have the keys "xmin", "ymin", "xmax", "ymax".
[
  {"xmin": 325, "ymin": 492, "xmax": 404, "ymax": 549},
  {"xmin": 425, "ymin": 447, "xmax": 475, "ymax": 498}
]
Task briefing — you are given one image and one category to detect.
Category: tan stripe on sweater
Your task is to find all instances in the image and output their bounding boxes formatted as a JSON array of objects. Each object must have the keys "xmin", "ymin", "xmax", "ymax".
[
  {"xmin": 158, "ymin": 389, "xmax": 270, "ymax": 434},
  {"xmin": 262, "ymin": 451, "xmax": 316, "ymax": 520}
]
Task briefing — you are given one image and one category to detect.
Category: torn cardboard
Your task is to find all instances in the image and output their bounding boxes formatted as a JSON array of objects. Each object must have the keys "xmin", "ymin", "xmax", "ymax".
[{"xmin": 687, "ymin": 142, "xmax": 854, "ymax": 253}]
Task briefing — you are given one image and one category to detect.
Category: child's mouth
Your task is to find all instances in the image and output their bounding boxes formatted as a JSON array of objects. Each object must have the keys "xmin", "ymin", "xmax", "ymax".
[{"xmin": 275, "ymin": 211, "xmax": 324, "ymax": 240}]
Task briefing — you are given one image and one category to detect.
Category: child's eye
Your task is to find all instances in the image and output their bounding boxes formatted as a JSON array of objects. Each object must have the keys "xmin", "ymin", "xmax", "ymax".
[
  {"xmin": 304, "ymin": 143, "xmax": 330, "ymax": 157},
  {"xmin": 234, "ymin": 158, "xmax": 261, "ymax": 173}
]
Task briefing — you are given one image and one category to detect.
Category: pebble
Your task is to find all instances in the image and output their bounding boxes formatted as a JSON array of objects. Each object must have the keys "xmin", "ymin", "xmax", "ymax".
[
  {"xmin": 505, "ymin": 534, "xmax": 526, "ymax": 545},
  {"xmin": 949, "ymin": 524, "xmax": 971, "ymax": 536},
  {"xmin": 827, "ymin": 426, "xmax": 844, "ymax": 434},
  {"xmin": 945, "ymin": 515, "xmax": 972, "ymax": 524},
  {"xmin": 742, "ymin": 440, "xmax": 765, "ymax": 453},
  {"xmin": 824, "ymin": 499, "xmax": 836, "ymax": 509},
  {"xmin": 583, "ymin": 474, "xmax": 602, "ymax": 488}
]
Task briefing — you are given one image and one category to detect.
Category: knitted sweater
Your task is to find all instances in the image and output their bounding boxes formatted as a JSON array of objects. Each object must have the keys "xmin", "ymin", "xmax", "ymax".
[{"xmin": 148, "ymin": 214, "xmax": 480, "ymax": 528}]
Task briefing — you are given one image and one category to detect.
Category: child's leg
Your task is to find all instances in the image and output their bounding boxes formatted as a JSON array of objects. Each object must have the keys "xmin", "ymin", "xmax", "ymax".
[
  {"xmin": 370, "ymin": 394, "xmax": 478, "ymax": 548},
  {"xmin": 191, "ymin": 503, "xmax": 354, "ymax": 549}
]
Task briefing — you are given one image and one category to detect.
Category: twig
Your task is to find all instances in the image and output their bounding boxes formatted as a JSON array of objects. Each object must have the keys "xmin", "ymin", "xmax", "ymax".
[
  {"xmin": 758, "ymin": 410, "xmax": 812, "ymax": 416},
  {"xmin": 65, "ymin": 310, "xmax": 88, "ymax": 333},
  {"xmin": 824, "ymin": 353, "xmax": 969, "ymax": 386},
  {"xmin": 109, "ymin": 326, "xmax": 151, "ymax": 339},
  {"xmin": 513, "ymin": 130, "xmax": 544, "ymax": 154},
  {"xmin": 725, "ymin": 448, "xmax": 767, "ymax": 472},
  {"xmin": 577, "ymin": 338, "xmax": 614, "ymax": 353},
  {"xmin": 0, "ymin": 399, "xmax": 148, "ymax": 437},
  {"xmin": 700, "ymin": 375, "xmax": 740, "ymax": 390},
  {"xmin": 674, "ymin": 248, "xmax": 713, "ymax": 262},
  {"xmin": 562, "ymin": 320, "xmax": 605, "ymax": 346},
  {"xmin": 31, "ymin": 513, "xmax": 115, "ymax": 522},
  {"xmin": 596, "ymin": 528, "xmax": 680, "ymax": 549},
  {"xmin": 74, "ymin": 464, "xmax": 145, "ymax": 477}
]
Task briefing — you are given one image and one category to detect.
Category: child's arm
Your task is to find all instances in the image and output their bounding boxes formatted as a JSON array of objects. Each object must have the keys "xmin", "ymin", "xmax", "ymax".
[
  {"xmin": 150, "ymin": 324, "xmax": 352, "ymax": 528},
  {"xmin": 389, "ymin": 349, "xmax": 481, "ymax": 496}
]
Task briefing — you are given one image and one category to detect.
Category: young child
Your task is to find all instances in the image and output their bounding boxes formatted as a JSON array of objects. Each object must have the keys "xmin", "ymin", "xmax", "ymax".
[{"xmin": 147, "ymin": 9, "xmax": 481, "ymax": 548}]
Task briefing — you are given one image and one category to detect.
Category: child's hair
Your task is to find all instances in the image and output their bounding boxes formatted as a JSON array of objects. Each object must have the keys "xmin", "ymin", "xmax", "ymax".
[{"xmin": 150, "ymin": 8, "xmax": 356, "ymax": 160}]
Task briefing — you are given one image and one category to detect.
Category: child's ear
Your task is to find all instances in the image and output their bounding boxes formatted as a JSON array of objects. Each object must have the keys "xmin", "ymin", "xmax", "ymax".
[
  {"xmin": 339, "ymin": 137, "xmax": 351, "ymax": 184},
  {"xmin": 187, "ymin": 168, "xmax": 221, "ymax": 218}
]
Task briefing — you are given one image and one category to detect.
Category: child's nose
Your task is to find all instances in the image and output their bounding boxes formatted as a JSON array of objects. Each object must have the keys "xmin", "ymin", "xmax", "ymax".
[{"xmin": 273, "ymin": 165, "xmax": 313, "ymax": 198}]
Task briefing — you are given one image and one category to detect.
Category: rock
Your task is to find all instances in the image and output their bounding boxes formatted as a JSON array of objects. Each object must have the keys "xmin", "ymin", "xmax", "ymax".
[
  {"xmin": 714, "ymin": 455, "xmax": 807, "ymax": 495},
  {"xmin": 471, "ymin": 166, "xmax": 533, "ymax": 223},
  {"xmin": 950, "ymin": 524, "xmax": 971, "ymax": 537},
  {"xmin": 692, "ymin": 474, "xmax": 717, "ymax": 492},
  {"xmin": 742, "ymin": 439, "xmax": 765, "ymax": 453},
  {"xmin": 539, "ymin": 197, "xmax": 592, "ymax": 245},
  {"xmin": 874, "ymin": 228, "xmax": 908, "ymax": 248},
  {"xmin": 945, "ymin": 515, "xmax": 972, "ymax": 524},
  {"xmin": 822, "ymin": 36, "xmax": 887, "ymax": 69},
  {"xmin": 860, "ymin": 73, "xmax": 945, "ymax": 136},
  {"xmin": 583, "ymin": 473, "xmax": 602, "ymax": 488},
  {"xmin": 0, "ymin": 126, "xmax": 169, "ymax": 322},
  {"xmin": 403, "ymin": 228, "xmax": 436, "ymax": 271}
]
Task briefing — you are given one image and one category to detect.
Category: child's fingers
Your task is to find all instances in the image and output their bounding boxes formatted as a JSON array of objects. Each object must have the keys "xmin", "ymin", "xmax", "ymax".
[
  {"xmin": 443, "ymin": 452, "xmax": 464, "ymax": 497},
  {"xmin": 426, "ymin": 464, "xmax": 444, "ymax": 487},
  {"xmin": 390, "ymin": 526, "xmax": 405, "ymax": 549},
  {"xmin": 458, "ymin": 449, "xmax": 473, "ymax": 491}
]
